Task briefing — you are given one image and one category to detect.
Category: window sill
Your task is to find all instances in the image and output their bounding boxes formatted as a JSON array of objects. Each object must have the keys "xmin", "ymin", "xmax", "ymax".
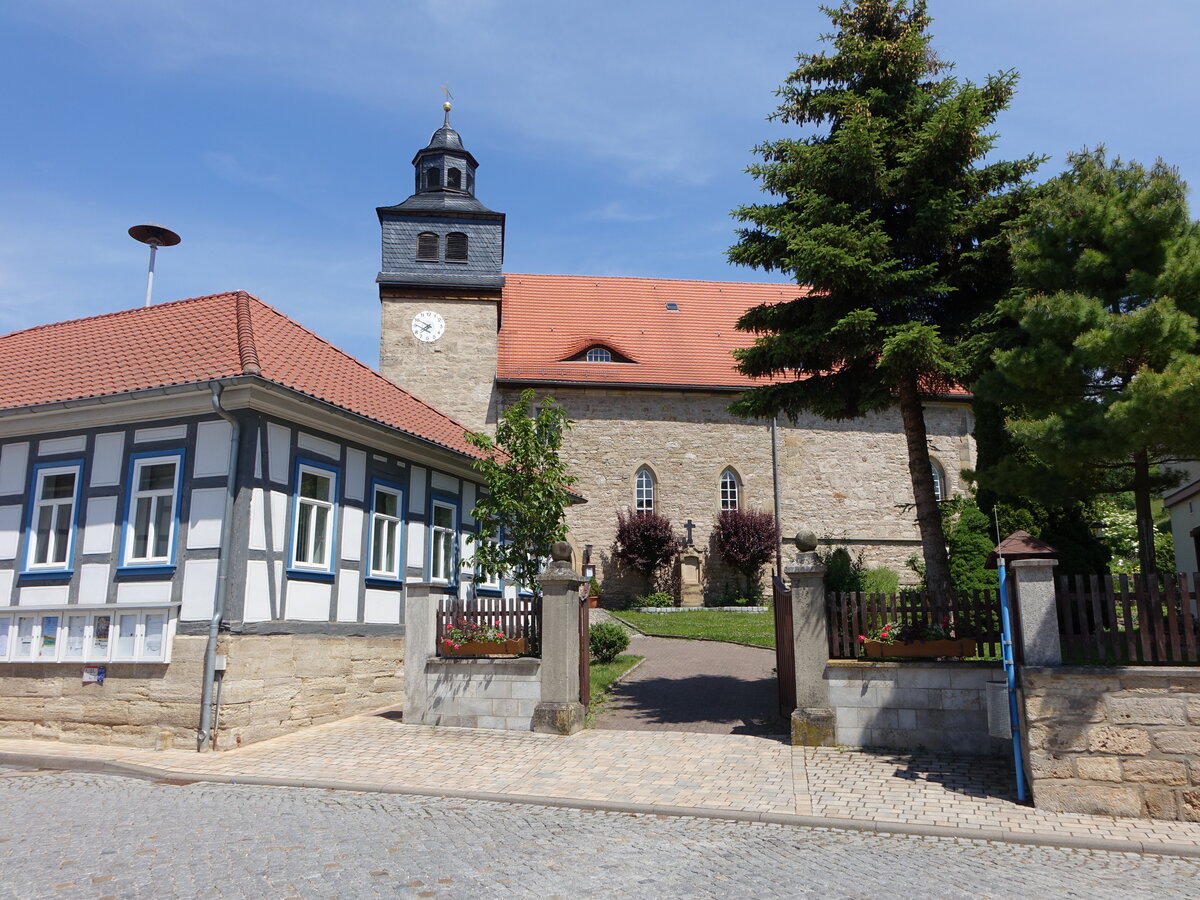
[
  {"xmin": 17, "ymin": 569, "xmax": 74, "ymax": 584},
  {"xmin": 115, "ymin": 565, "xmax": 177, "ymax": 579},
  {"xmin": 286, "ymin": 568, "xmax": 335, "ymax": 584},
  {"xmin": 474, "ymin": 586, "xmax": 503, "ymax": 596},
  {"xmin": 364, "ymin": 577, "xmax": 404, "ymax": 590}
]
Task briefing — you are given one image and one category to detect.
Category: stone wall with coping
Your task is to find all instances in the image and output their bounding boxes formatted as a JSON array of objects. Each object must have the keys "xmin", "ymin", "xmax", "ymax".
[
  {"xmin": 0, "ymin": 633, "xmax": 406, "ymax": 751},
  {"xmin": 1022, "ymin": 666, "xmax": 1200, "ymax": 821},
  {"xmin": 826, "ymin": 660, "xmax": 1007, "ymax": 756},
  {"xmin": 421, "ymin": 657, "xmax": 540, "ymax": 730}
]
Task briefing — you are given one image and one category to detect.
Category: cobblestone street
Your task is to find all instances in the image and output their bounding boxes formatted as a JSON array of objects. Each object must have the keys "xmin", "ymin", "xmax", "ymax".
[{"xmin": 2, "ymin": 768, "xmax": 1198, "ymax": 899}]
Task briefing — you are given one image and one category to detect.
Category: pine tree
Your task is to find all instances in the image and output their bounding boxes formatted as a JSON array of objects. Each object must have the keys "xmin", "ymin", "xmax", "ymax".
[
  {"xmin": 728, "ymin": 1, "xmax": 1040, "ymax": 600},
  {"xmin": 978, "ymin": 148, "xmax": 1200, "ymax": 573}
]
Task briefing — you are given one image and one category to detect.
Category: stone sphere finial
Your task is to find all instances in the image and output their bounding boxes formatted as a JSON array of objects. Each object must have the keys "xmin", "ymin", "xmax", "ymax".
[
  {"xmin": 551, "ymin": 541, "xmax": 572, "ymax": 563},
  {"xmin": 794, "ymin": 530, "xmax": 818, "ymax": 552}
]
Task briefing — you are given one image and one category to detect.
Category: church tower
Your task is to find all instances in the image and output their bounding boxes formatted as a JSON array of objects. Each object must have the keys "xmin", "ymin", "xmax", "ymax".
[{"xmin": 377, "ymin": 103, "xmax": 505, "ymax": 433}]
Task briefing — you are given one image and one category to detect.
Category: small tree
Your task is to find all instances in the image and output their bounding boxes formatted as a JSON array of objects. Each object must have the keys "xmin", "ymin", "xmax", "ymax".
[
  {"xmin": 712, "ymin": 508, "xmax": 779, "ymax": 599},
  {"xmin": 466, "ymin": 390, "xmax": 575, "ymax": 598},
  {"xmin": 612, "ymin": 509, "xmax": 676, "ymax": 593}
]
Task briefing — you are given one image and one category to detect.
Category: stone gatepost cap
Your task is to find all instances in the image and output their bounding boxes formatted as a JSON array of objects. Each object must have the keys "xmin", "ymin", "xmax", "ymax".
[
  {"xmin": 551, "ymin": 541, "xmax": 572, "ymax": 563},
  {"xmin": 793, "ymin": 530, "xmax": 818, "ymax": 552}
]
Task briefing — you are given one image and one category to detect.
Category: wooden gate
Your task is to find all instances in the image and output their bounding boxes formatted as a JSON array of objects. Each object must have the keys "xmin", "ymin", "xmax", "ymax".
[
  {"xmin": 579, "ymin": 591, "xmax": 591, "ymax": 705},
  {"xmin": 772, "ymin": 575, "xmax": 795, "ymax": 718}
]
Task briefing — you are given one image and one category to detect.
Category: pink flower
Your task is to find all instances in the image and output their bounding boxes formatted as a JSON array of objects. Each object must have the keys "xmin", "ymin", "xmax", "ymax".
[{"xmin": 857, "ymin": 635, "xmax": 866, "ymax": 643}]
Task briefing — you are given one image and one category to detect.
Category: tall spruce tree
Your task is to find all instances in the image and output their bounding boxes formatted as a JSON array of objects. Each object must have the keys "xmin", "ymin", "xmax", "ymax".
[
  {"xmin": 978, "ymin": 148, "xmax": 1200, "ymax": 574},
  {"xmin": 728, "ymin": 1, "xmax": 1040, "ymax": 600}
]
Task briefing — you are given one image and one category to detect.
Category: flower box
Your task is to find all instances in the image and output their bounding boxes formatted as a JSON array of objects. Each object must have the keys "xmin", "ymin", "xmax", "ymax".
[
  {"xmin": 863, "ymin": 638, "xmax": 976, "ymax": 659},
  {"xmin": 440, "ymin": 638, "xmax": 527, "ymax": 658}
]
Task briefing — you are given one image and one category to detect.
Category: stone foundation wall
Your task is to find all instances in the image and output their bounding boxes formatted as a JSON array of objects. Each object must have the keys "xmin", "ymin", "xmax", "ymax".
[
  {"xmin": 420, "ymin": 657, "xmax": 540, "ymax": 730},
  {"xmin": 1022, "ymin": 666, "xmax": 1200, "ymax": 821},
  {"xmin": 0, "ymin": 633, "xmax": 405, "ymax": 751},
  {"xmin": 826, "ymin": 660, "xmax": 1006, "ymax": 756}
]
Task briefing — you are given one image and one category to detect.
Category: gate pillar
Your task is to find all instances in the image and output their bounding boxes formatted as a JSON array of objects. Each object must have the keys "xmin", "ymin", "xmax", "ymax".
[
  {"xmin": 533, "ymin": 542, "xmax": 586, "ymax": 735},
  {"xmin": 785, "ymin": 531, "xmax": 837, "ymax": 746}
]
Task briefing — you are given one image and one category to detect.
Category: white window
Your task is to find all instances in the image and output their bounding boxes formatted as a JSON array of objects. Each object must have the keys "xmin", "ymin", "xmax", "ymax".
[
  {"xmin": 585, "ymin": 347, "xmax": 612, "ymax": 363},
  {"xmin": 430, "ymin": 500, "xmax": 457, "ymax": 582},
  {"xmin": 26, "ymin": 463, "xmax": 82, "ymax": 571},
  {"xmin": 720, "ymin": 468, "xmax": 740, "ymax": 511},
  {"xmin": 931, "ymin": 459, "xmax": 947, "ymax": 503},
  {"xmin": 124, "ymin": 453, "xmax": 182, "ymax": 567},
  {"xmin": 635, "ymin": 467, "xmax": 655, "ymax": 513},
  {"xmin": 369, "ymin": 483, "xmax": 404, "ymax": 580},
  {"xmin": 0, "ymin": 610, "xmax": 172, "ymax": 663},
  {"xmin": 292, "ymin": 462, "xmax": 338, "ymax": 571},
  {"xmin": 473, "ymin": 536, "xmax": 503, "ymax": 592}
]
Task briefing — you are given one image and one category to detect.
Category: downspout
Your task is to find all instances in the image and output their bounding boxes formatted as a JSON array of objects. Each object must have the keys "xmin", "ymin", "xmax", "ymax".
[
  {"xmin": 197, "ymin": 382, "xmax": 242, "ymax": 750},
  {"xmin": 771, "ymin": 416, "xmax": 782, "ymax": 575}
]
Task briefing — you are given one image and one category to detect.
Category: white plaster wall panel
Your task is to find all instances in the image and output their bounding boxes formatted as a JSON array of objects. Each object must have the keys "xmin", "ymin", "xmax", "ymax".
[
  {"xmin": 431, "ymin": 472, "xmax": 458, "ymax": 494},
  {"xmin": 364, "ymin": 588, "xmax": 401, "ymax": 624},
  {"xmin": 297, "ymin": 431, "xmax": 341, "ymax": 462},
  {"xmin": 186, "ymin": 488, "xmax": 226, "ymax": 550},
  {"xmin": 406, "ymin": 520, "xmax": 425, "ymax": 570},
  {"xmin": 462, "ymin": 483, "xmax": 476, "ymax": 526},
  {"xmin": 0, "ymin": 505, "xmax": 20, "ymax": 560},
  {"xmin": 266, "ymin": 423, "xmax": 291, "ymax": 485},
  {"xmin": 284, "ymin": 579, "xmax": 332, "ymax": 621},
  {"xmin": 38, "ymin": 435, "xmax": 87, "ymax": 456},
  {"xmin": 19, "ymin": 584, "xmax": 70, "ymax": 607},
  {"xmin": 345, "ymin": 448, "xmax": 366, "ymax": 501},
  {"xmin": 133, "ymin": 424, "xmax": 188, "ymax": 444},
  {"xmin": 81, "ymin": 496, "xmax": 118, "ymax": 556},
  {"xmin": 340, "ymin": 506, "xmax": 363, "ymax": 562},
  {"xmin": 180, "ymin": 559, "xmax": 218, "ymax": 620},
  {"xmin": 270, "ymin": 491, "xmax": 287, "ymax": 552},
  {"xmin": 243, "ymin": 559, "xmax": 272, "ymax": 622},
  {"xmin": 78, "ymin": 563, "xmax": 110, "ymax": 604},
  {"xmin": 117, "ymin": 580, "xmax": 173, "ymax": 606},
  {"xmin": 336, "ymin": 568, "xmax": 361, "ymax": 622},
  {"xmin": 0, "ymin": 442, "xmax": 29, "ymax": 495},
  {"xmin": 0, "ymin": 570, "xmax": 12, "ymax": 606},
  {"xmin": 90, "ymin": 433, "xmax": 125, "ymax": 487},
  {"xmin": 194, "ymin": 420, "xmax": 234, "ymax": 477},
  {"xmin": 408, "ymin": 466, "xmax": 426, "ymax": 514},
  {"xmin": 248, "ymin": 488, "xmax": 267, "ymax": 552}
]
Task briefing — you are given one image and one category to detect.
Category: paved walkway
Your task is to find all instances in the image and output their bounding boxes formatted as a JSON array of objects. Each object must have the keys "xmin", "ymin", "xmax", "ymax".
[
  {"xmin": 594, "ymin": 635, "xmax": 783, "ymax": 734},
  {"xmin": 3, "ymin": 714, "xmax": 1200, "ymax": 858}
]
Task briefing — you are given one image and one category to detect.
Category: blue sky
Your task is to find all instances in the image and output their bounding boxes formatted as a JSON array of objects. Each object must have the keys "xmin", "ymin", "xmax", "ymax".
[{"xmin": 2, "ymin": 1, "xmax": 1197, "ymax": 366}]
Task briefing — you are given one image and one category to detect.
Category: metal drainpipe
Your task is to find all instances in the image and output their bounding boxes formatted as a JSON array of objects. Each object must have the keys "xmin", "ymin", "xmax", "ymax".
[
  {"xmin": 197, "ymin": 383, "xmax": 241, "ymax": 751},
  {"xmin": 771, "ymin": 417, "xmax": 783, "ymax": 575}
]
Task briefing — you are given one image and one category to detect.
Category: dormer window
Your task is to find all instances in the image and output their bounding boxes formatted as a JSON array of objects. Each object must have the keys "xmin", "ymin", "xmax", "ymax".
[
  {"xmin": 446, "ymin": 232, "xmax": 468, "ymax": 261},
  {"xmin": 416, "ymin": 233, "xmax": 439, "ymax": 261},
  {"xmin": 447, "ymin": 168, "xmax": 462, "ymax": 189},
  {"xmin": 565, "ymin": 344, "xmax": 632, "ymax": 363},
  {"xmin": 586, "ymin": 347, "xmax": 612, "ymax": 363},
  {"xmin": 425, "ymin": 168, "xmax": 440, "ymax": 189}
]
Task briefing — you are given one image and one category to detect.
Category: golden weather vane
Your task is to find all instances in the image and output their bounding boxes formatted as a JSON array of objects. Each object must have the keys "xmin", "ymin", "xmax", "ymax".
[{"xmin": 440, "ymin": 85, "xmax": 453, "ymax": 125}]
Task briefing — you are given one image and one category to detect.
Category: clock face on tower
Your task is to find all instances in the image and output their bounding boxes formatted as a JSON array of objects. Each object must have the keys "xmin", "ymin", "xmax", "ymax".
[{"xmin": 411, "ymin": 310, "xmax": 445, "ymax": 343}]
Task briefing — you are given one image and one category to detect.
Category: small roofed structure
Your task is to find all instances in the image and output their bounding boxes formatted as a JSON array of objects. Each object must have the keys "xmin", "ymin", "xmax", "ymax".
[{"xmin": 986, "ymin": 530, "xmax": 1059, "ymax": 569}]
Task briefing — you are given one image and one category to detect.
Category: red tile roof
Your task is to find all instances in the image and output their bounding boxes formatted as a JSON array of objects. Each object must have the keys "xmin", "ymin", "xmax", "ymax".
[
  {"xmin": 0, "ymin": 292, "xmax": 485, "ymax": 460},
  {"xmin": 497, "ymin": 274, "xmax": 805, "ymax": 389}
]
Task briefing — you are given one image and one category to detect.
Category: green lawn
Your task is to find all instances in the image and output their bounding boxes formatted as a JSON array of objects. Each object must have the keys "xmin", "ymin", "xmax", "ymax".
[
  {"xmin": 586, "ymin": 653, "xmax": 642, "ymax": 725},
  {"xmin": 615, "ymin": 610, "xmax": 776, "ymax": 648}
]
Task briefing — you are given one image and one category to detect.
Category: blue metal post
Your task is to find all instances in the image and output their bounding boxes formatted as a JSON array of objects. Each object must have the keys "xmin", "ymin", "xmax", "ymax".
[{"xmin": 998, "ymin": 557, "xmax": 1027, "ymax": 803}]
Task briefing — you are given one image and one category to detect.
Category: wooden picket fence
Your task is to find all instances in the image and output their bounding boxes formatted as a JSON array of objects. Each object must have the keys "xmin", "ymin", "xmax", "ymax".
[
  {"xmin": 827, "ymin": 589, "xmax": 1004, "ymax": 660},
  {"xmin": 437, "ymin": 593, "xmax": 542, "ymax": 657},
  {"xmin": 1056, "ymin": 573, "xmax": 1200, "ymax": 666}
]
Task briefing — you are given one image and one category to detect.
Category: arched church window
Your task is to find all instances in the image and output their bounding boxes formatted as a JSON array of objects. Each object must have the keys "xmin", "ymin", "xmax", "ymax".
[
  {"xmin": 416, "ymin": 233, "xmax": 439, "ymax": 261},
  {"xmin": 446, "ymin": 232, "xmax": 468, "ymax": 261},
  {"xmin": 635, "ymin": 467, "xmax": 655, "ymax": 513},
  {"xmin": 720, "ymin": 468, "xmax": 740, "ymax": 511},
  {"xmin": 930, "ymin": 458, "xmax": 947, "ymax": 502},
  {"xmin": 425, "ymin": 168, "xmax": 440, "ymax": 189},
  {"xmin": 447, "ymin": 168, "xmax": 462, "ymax": 189},
  {"xmin": 585, "ymin": 347, "xmax": 612, "ymax": 363}
]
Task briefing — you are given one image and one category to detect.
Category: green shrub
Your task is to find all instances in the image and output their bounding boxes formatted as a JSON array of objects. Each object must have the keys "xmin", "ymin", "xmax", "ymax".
[
  {"xmin": 588, "ymin": 576, "xmax": 602, "ymax": 598},
  {"xmin": 861, "ymin": 567, "xmax": 899, "ymax": 595},
  {"xmin": 636, "ymin": 591, "xmax": 675, "ymax": 608},
  {"xmin": 590, "ymin": 622, "xmax": 630, "ymax": 663}
]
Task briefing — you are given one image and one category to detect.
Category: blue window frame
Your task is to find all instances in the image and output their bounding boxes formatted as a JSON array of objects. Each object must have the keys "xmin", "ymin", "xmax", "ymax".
[
  {"xmin": 21, "ymin": 459, "xmax": 84, "ymax": 578},
  {"xmin": 288, "ymin": 457, "xmax": 340, "ymax": 580},
  {"xmin": 366, "ymin": 479, "xmax": 405, "ymax": 585},
  {"xmin": 119, "ymin": 450, "xmax": 184, "ymax": 574},
  {"xmin": 427, "ymin": 492, "xmax": 459, "ymax": 586}
]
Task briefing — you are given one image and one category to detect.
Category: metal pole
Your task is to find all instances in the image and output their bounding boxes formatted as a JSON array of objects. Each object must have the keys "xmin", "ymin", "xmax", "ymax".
[
  {"xmin": 998, "ymin": 556, "xmax": 1028, "ymax": 803},
  {"xmin": 144, "ymin": 243, "xmax": 158, "ymax": 307},
  {"xmin": 771, "ymin": 416, "xmax": 783, "ymax": 574}
]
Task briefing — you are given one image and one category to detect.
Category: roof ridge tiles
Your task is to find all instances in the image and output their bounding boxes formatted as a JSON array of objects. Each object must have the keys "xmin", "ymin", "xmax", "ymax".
[
  {"xmin": 0, "ymin": 290, "xmax": 246, "ymax": 340},
  {"xmin": 501, "ymin": 272, "xmax": 800, "ymax": 290}
]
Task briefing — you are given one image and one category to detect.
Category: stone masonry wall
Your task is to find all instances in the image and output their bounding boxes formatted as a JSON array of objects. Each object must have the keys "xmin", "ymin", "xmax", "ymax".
[
  {"xmin": 826, "ymin": 660, "xmax": 1006, "ymax": 756},
  {"xmin": 421, "ymin": 657, "xmax": 540, "ymax": 730},
  {"xmin": 1023, "ymin": 666, "xmax": 1200, "ymax": 821}
]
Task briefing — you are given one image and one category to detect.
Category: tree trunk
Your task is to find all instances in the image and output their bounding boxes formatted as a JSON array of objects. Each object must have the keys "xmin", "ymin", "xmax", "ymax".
[
  {"xmin": 1132, "ymin": 449, "xmax": 1158, "ymax": 575},
  {"xmin": 897, "ymin": 377, "xmax": 954, "ymax": 603}
]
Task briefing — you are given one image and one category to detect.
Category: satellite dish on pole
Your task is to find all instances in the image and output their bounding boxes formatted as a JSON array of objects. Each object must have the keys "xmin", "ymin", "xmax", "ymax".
[{"xmin": 129, "ymin": 224, "xmax": 181, "ymax": 308}]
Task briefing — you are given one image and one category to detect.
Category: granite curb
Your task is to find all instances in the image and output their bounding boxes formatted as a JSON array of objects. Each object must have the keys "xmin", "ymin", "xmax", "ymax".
[{"xmin": 4, "ymin": 749, "xmax": 1197, "ymax": 860}]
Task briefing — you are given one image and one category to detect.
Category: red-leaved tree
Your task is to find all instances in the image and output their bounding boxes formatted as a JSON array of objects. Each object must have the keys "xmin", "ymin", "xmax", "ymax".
[
  {"xmin": 612, "ymin": 509, "xmax": 677, "ymax": 593},
  {"xmin": 712, "ymin": 509, "xmax": 779, "ymax": 599}
]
